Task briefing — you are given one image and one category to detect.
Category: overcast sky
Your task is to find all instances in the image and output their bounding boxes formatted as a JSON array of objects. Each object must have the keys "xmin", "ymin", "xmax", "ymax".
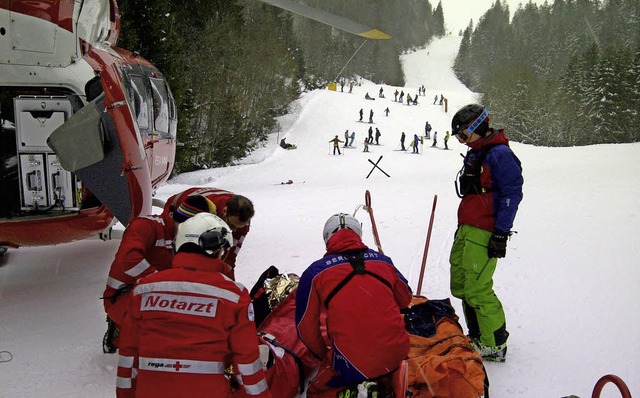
[{"xmin": 439, "ymin": 0, "xmax": 549, "ymax": 34}]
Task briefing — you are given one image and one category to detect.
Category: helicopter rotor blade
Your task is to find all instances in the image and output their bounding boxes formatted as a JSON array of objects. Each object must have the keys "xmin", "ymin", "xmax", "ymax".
[{"xmin": 257, "ymin": 0, "xmax": 391, "ymax": 39}]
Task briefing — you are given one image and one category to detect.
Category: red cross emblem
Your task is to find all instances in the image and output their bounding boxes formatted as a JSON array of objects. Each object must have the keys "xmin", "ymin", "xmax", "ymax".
[{"xmin": 172, "ymin": 361, "xmax": 191, "ymax": 371}]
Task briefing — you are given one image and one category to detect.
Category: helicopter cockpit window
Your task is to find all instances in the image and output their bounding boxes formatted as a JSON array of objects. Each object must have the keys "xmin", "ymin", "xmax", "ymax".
[
  {"xmin": 150, "ymin": 78, "xmax": 172, "ymax": 139},
  {"xmin": 127, "ymin": 75, "xmax": 151, "ymax": 136}
]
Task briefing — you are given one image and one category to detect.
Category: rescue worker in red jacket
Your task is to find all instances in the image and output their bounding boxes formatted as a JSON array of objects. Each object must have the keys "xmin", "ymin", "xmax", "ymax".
[
  {"xmin": 102, "ymin": 195, "xmax": 215, "ymax": 353},
  {"xmin": 116, "ymin": 213, "xmax": 271, "ymax": 398},
  {"xmin": 295, "ymin": 213, "xmax": 412, "ymax": 396},
  {"xmin": 163, "ymin": 187, "xmax": 254, "ymax": 278}
]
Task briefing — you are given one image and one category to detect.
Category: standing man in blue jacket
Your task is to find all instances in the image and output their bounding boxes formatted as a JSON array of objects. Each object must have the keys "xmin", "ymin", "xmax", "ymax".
[{"xmin": 449, "ymin": 104, "xmax": 524, "ymax": 362}]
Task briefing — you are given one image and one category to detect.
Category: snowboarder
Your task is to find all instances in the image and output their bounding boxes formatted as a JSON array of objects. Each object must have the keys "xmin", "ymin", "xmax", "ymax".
[
  {"xmin": 400, "ymin": 132, "xmax": 406, "ymax": 151},
  {"xmin": 330, "ymin": 135, "xmax": 343, "ymax": 155},
  {"xmin": 449, "ymin": 104, "xmax": 523, "ymax": 363},
  {"xmin": 369, "ymin": 109, "xmax": 374, "ymax": 123},
  {"xmin": 431, "ymin": 131, "xmax": 438, "ymax": 147},
  {"xmin": 295, "ymin": 213, "xmax": 412, "ymax": 396},
  {"xmin": 359, "ymin": 108, "xmax": 363, "ymax": 122},
  {"xmin": 280, "ymin": 138, "xmax": 295, "ymax": 149},
  {"xmin": 116, "ymin": 213, "xmax": 272, "ymax": 398},
  {"xmin": 375, "ymin": 128, "xmax": 381, "ymax": 145},
  {"xmin": 444, "ymin": 131, "xmax": 450, "ymax": 150}
]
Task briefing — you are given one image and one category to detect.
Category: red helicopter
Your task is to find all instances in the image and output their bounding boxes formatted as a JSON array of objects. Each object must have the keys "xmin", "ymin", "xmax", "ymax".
[
  {"xmin": 0, "ymin": 0, "xmax": 176, "ymax": 255},
  {"xmin": 0, "ymin": 0, "xmax": 389, "ymax": 257}
]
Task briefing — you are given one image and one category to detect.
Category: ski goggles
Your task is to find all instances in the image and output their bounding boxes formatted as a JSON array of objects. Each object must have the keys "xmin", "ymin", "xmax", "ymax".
[{"xmin": 454, "ymin": 108, "xmax": 489, "ymax": 142}]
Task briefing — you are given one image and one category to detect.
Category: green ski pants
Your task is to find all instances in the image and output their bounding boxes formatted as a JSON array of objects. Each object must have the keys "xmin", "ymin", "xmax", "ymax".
[{"xmin": 449, "ymin": 224, "xmax": 506, "ymax": 347}]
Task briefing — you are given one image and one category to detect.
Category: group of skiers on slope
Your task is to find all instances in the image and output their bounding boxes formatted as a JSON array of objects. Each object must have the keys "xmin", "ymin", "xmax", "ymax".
[{"xmin": 101, "ymin": 104, "xmax": 523, "ymax": 397}]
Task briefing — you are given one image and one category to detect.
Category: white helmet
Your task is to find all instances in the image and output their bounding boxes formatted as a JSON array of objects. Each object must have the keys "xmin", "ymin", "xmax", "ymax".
[
  {"xmin": 175, "ymin": 213, "xmax": 233, "ymax": 256},
  {"xmin": 322, "ymin": 213, "xmax": 362, "ymax": 245}
]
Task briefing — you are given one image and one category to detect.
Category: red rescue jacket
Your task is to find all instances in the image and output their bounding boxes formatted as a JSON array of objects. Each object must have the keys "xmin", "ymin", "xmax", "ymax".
[
  {"xmin": 103, "ymin": 213, "xmax": 176, "ymax": 325},
  {"xmin": 295, "ymin": 229, "xmax": 412, "ymax": 381},
  {"xmin": 116, "ymin": 252, "xmax": 271, "ymax": 398},
  {"xmin": 164, "ymin": 188, "xmax": 250, "ymax": 273}
]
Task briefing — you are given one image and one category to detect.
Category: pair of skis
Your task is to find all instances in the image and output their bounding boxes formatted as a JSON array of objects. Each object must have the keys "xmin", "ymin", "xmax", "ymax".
[{"xmin": 357, "ymin": 190, "xmax": 437, "ymax": 295}]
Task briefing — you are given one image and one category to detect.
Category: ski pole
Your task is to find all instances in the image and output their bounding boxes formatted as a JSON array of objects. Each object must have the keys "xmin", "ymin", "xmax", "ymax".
[
  {"xmin": 416, "ymin": 194, "xmax": 438, "ymax": 296},
  {"xmin": 364, "ymin": 190, "xmax": 383, "ymax": 254}
]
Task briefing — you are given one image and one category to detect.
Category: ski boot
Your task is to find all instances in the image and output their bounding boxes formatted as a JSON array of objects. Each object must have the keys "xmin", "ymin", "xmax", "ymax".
[{"xmin": 470, "ymin": 339, "xmax": 507, "ymax": 362}]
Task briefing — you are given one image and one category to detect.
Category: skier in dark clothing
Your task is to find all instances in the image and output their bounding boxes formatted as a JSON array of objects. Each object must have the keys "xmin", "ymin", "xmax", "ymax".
[
  {"xmin": 449, "ymin": 104, "xmax": 523, "ymax": 363},
  {"xmin": 384, "ymin": 107, "xmax": 390, "ymax": 117},
  {"xmin": 359, "ymin": 108, "xmax": 363, "ymax": 122},
  {"xmin": 400, "ymin": 132, "xmax": 406, "ymax": 151},
  {"xmin": 369, "ymin": 109, "xmax": 374, "ymax": 123},
  {"xmin": 368, "ymin": 126, "xmax": 374, "ymax": 143},
  {"xmin": 375, "ymin": 128, "xmax": 381, "ymax": 145},
  {"xmin": 329, "ymin": 135, "xmax": 344, "ymax": 155}
]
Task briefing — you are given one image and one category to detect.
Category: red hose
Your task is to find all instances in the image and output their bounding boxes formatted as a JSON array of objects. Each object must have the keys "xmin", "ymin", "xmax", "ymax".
[{"xmin": 591, "ymin": 374, "xmax": 632, "ymax": 398}]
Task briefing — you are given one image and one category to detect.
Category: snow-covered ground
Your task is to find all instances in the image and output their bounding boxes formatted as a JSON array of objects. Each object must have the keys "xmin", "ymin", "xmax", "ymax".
[{"xmin": 1, "ymin": 35, "xmax": 639, "ymax": 397}]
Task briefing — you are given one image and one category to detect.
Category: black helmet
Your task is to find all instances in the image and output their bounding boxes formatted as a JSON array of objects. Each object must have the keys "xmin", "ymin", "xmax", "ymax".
[{"xmin": 451, "ymin": 104, "xmax": 490, "ymax": 137}]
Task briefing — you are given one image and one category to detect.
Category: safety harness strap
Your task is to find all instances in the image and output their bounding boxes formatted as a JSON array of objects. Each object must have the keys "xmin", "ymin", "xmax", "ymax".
[{"xmin": 324, "ymin": 252, "xmax": 393, "ymax": 307}]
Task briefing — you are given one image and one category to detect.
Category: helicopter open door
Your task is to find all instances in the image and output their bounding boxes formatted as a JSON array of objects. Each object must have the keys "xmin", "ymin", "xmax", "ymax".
[{"xmin": 47, "ymin": 50, "xmax": 177, "ymax": 226}]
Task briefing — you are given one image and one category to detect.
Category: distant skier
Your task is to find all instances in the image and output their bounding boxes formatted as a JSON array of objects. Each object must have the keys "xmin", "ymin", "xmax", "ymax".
[
  {"xmin": 344, "ymin": 130, "xmax": 349, "ymax": 148},
  {"xmin": 349, "ymin": 131, "xmax": 356, "ymax": 147},
  {"xmin": 369, "ymin": 109, "xmax": 374, "ymax": 123},
  {"xmin": 379, "ymin": 87, "xmax": 384, "ymax": 98},
  {"xmin": 330, "ymin": 135, "xmax": 343, "ymax": 155},
  {"xmin": 384, "ymin": 107, "xmax": 390, "ymax": 117},
  {"xmin": 359, "ymin": 108, "xmax": 363, "ymax": 122},
  {"xmin": 444, "ymin": 131, "xmax": 450, "ymax": 150},
  {"xmin": 368, "ymin": 126, "xmax": 374, "ymax": 143},
  {"xmin": 375, "ymin": 128, "xmax": 381, "ymax": 145},
  {"xmin": 399, "ymin": 91, "xmax": 405, "ymax": 103},
  {"xmin": 394, "ymin": 89, "xmax": 399, "ymax": 102},
  {"xmin": 400, "ymin": 132, "xmax": 406, "ymax": 151},
  {"xmin": 425, "ymin": 121, "xmax": 432, "ymax": 139},
  {"xmin": 412, "ymin": 134, "xmax": 420, "ymax": 153},
  {"xmin": 431, "ymin": 131, "xmax": 438, "ymax": 147},
  {"xmin": 433, "ymin": 95, "xmax": 438, "ymax": 105},
  {"xmin": 406, "ymin": 94, "xmax": 412, "ymax": 106},
  {"xmin": 363, "ymin": 137, "xmax": 369, "ymax": 152}
]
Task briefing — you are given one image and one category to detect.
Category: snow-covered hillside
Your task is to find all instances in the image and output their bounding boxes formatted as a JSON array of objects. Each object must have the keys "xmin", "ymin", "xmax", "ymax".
[{"xmin": 1, "ymin": 35, "xmax": 638, "ymax": 397}]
